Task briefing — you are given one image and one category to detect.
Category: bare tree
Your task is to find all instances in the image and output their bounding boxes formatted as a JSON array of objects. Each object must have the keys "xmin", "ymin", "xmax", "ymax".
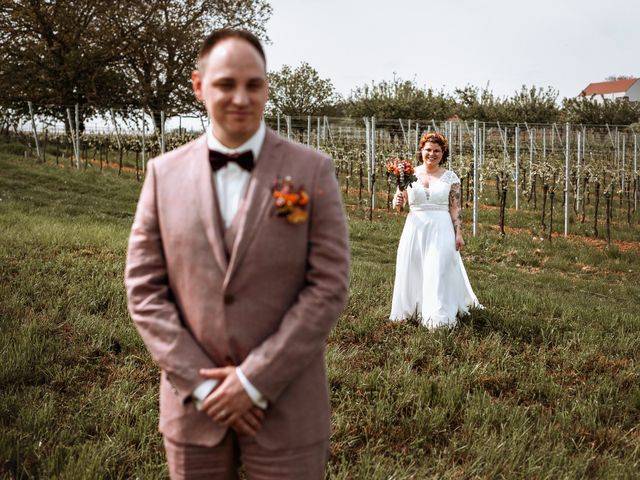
[
  {"xmin": 0, "ymin": 0, "xmax": 272, "ymax": 131},
  {"xmin": 0, "ymin": 0, "xmax": 129, "ymax": 130},
  {"xmin": 113, "ymin": 0, "xmax": 272, "ymax": 131}
]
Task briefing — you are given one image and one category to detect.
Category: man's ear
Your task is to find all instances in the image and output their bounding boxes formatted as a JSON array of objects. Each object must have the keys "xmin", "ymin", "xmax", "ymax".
[{"xmin": 192, "ymin": 69, "xmax": 203, "ymax": 101}]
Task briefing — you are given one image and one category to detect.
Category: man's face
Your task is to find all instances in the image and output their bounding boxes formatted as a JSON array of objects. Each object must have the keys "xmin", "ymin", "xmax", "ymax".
[{"xmin": 192, "ymin": 38, "xmax": 268, "ymax": 148}]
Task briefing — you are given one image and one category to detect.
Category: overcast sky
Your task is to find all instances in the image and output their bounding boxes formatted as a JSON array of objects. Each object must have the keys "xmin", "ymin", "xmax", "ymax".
[{"xmin": 263, "ymin": 0, "xmax": 639, "ymax": 101}]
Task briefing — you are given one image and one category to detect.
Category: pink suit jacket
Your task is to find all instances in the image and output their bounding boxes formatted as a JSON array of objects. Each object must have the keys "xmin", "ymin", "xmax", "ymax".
[{"xmin": 124, "ymin": 129, "xmax": 350, "ymax": 449}]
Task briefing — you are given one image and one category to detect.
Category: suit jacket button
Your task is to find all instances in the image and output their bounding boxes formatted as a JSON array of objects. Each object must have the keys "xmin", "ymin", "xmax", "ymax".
[{"xmin": 224, "ymin": 294, "xmax": 234, "ymax": 305}]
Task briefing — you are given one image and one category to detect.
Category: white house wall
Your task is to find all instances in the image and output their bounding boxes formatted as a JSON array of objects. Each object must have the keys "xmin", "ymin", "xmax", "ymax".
[
  {"xmin": 625, "ymin": 80, "xmax": 640, "ymax": 101},
  {"xmin": 590, "ymin": 93, "xmax": 622, "ymax": 104}
]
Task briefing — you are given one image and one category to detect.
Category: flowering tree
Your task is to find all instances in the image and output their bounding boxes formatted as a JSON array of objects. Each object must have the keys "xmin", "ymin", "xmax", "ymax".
[{"xmin": 267, "ymin": 62, "xmax": 340, "ymax": 116}]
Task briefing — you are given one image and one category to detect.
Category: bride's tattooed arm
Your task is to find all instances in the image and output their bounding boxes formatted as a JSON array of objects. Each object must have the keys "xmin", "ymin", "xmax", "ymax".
[{"xmin": 449, "ymin": 182, "xmax": 463, "ymax": 233}]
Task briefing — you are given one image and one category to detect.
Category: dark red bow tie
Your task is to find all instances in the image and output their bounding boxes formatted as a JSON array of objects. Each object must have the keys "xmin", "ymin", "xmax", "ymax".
[{"xmin": 209, "ymin": 150, "xmax": 254, "ymax": 172}]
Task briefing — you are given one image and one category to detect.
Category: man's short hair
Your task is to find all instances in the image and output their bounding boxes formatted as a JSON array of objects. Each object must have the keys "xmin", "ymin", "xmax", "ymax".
[{"xmin": 198, "ymin": 29, "xmax": 266, "ymax": 70}]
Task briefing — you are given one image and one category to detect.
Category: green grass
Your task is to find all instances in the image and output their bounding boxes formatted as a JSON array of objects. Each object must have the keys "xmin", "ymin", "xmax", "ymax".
[{"xmin": 1, "ymin": 152, "xmax": 640, "ymax": 479}]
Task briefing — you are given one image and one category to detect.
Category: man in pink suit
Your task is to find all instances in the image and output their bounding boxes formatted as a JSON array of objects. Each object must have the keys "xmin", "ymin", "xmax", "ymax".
[{"xmin": 124, "ymin": 29, "xmax": 349, "ymax": 479}]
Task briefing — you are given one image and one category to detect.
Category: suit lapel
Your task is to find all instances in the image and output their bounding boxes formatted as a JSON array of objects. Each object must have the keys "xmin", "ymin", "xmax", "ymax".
[
  {"xmin": 193, "ymin": 134, "xmax": 229, "ymax": 273},
  {"xmin": 224, "ymin": 130, "xmax": 284, "ymax": 288}
]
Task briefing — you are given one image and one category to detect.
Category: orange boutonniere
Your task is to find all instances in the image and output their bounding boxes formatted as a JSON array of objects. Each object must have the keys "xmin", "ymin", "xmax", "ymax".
[{"xmin": 272, "ymin": 176, "xmax": 309, "ymax": 224}]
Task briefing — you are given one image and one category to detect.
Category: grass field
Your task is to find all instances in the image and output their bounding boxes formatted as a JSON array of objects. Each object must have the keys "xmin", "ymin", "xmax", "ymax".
[{"xmin": 1, "ymin": 149, "xmax": 639, "ymax": 479}]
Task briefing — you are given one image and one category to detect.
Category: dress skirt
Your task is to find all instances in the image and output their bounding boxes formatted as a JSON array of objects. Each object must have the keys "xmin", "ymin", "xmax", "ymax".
[{"xmin": 389, "ymin": 205, "xmax": 480, "ymax": 328}]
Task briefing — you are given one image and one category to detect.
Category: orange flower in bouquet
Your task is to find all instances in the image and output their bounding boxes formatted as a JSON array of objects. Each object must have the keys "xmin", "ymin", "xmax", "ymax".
[{"xmin": 386, "ymin": 158, "xmax": 417, "ymax": 191}]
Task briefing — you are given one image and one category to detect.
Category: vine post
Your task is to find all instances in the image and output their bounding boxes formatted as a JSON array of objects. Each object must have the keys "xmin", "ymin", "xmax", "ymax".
[
  {"xmin": 358, "ymin": 160, "xmax": 363, "ymax": 203},
  {"xmin": 323, "ymin": 116, "xmax": 329, "ymax": 144},
  {"xmin": 344, "ymin": 158, "xmax": 350, "ymax": 196},
  {"xmin": 75, "ymin": 104, "xmax": 80, "ymax": 169},
  {"xmin": 582, "ymin": 125, "xmax": 587, "ymax": 209},
  {"xmin": 564, "ymin": 123, "xmax": 570, "ymax": 237},
  {"xmin": 549, "ymin": 190, "xmax": 555, "ymax": 242},
  {"xmin": 576, "ymin": 130, "xmax": 582, "ymax": 213},
  {"xmin": 66, "ymin": 108, "xmax": 78, "ymax": 168},
  {"xmin": 160, "ymin": 111, "xmax": 166, "ymax": 154},
  {"xmin": 529, "ymin": 127, "xmax": 535, "ymax": 207},
  {"xmin": 594, "ymin": 180, "xmax": 600, "ymax": 237},
  {"xmin": 109, "ymin": 109, "xmax": 123, "ymax": 175},
  {"xmin": 447, "ymin": 120, "xmax": 453, "ymax": 169},
  {"xmin": 364, "ymin": 117, "xmax": 371, "ymax": 193},
  {"xmin": 542, "ymin": 182, "xmax": 549, "ymax": 230},
  {"xmin": 398, "ymin": 118, "xmax": 408, "ymax": 147},
  {"xmin": 515, "ymin": 125, "xmax": 520, "ymax": 211},
  {"xmin": 634, "ymin": 133, "xmax": 637, "ymax": 211},
  {"xmin": 605, "ymin": 190, "xmax": 612, "ymax": 246},
  {"xmin": 458, "ymin": 121, "xmax": 463, "ymax": 163},
  {"xmin": 473, "ymin": 119, "xmax": 479, "ymax": 237},
  {"xmin": 479, "ymin": 122, "xmax": 486, "ymax": 194},
  {"xmin": 27, "ymin": 101, "xmax": 41, "ymax": 161},
  {"xmin": 621, "ymin": 134, "xmax": 626, "ymax": 199},
  {"xmin": 370, "ymin": 116, "xmax": 376, "ymax": 215},
  {"xmin": 141, "ymin": 110, "xmax": 146, "ymax": 175},
  {"xmin": 481, "ymin": 122, "xmax": 486, "ymax": 170}
]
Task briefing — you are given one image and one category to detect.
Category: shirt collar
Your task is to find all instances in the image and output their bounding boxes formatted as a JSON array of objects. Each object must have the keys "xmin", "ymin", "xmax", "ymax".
[{"xmin": 206, "ymin": 120, "xmax": 266, "ymax": 163}]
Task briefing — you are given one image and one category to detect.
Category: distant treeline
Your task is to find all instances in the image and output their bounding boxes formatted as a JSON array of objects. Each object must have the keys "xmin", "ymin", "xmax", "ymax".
[{"xmin": 267, "ymin": 68, "xmax": 640, "ymax": 127}]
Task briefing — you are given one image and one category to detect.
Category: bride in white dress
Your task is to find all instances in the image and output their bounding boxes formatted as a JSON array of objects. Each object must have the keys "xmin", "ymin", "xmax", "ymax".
[{"xmin": 390, "ymin": 131, "xmax": 481, "ymax": 328}]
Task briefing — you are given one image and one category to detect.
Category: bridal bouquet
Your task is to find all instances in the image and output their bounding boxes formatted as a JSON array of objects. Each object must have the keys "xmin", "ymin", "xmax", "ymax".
[{"xmin": 386, "ymin": 158, "xmax": 416, "ymax": 191}]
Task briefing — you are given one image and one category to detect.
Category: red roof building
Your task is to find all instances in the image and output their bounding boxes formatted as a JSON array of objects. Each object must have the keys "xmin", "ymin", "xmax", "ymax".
[{"xmin": 579, "ymin": 78, "xmax": 640, "ymax": 102}]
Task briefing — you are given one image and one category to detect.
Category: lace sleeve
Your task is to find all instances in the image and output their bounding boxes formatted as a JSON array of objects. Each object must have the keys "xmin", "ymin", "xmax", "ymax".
[{"xmin": 443, "ymin": 170, "xmax": 460, "ymax": 185}]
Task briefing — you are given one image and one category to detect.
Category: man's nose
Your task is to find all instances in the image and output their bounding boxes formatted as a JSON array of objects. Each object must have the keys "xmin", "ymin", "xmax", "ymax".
[{"xmin": 232, "ymin": 87, "xmax": 249, "ymax": 105}]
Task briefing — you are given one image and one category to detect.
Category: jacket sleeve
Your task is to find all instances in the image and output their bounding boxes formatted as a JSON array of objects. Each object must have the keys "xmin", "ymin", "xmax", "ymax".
[
  {"xmin": 124, "ymin": 161, "xmax": 216, "ymax": 403},
  {"xmin": 239, "ymin": 156, "xmax": 350, "ymax": 402}
]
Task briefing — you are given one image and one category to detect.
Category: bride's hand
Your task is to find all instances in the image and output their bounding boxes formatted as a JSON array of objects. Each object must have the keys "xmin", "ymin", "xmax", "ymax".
[
  {"xmin": 455, "ymin": 233, "xmax": 465, "ymax": 251},
  {"xmin": 393, "ymin": 191, "xmax": 405, "ymax": 208}
]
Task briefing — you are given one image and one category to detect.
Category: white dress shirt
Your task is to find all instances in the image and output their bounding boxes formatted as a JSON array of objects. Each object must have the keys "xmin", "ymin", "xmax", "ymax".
[
  {"xmin": 208, "ymin": 121, "xmax": 266, "ymax": 228},
  {"xmin": 192, "ymin": 121, "xmax": 268, "ymax": 411}
]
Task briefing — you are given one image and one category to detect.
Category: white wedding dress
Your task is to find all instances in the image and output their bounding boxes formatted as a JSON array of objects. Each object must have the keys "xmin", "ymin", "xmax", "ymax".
[{"xmin": 390, "ymin": 167, "xmax": 481, "ymax": 328}]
